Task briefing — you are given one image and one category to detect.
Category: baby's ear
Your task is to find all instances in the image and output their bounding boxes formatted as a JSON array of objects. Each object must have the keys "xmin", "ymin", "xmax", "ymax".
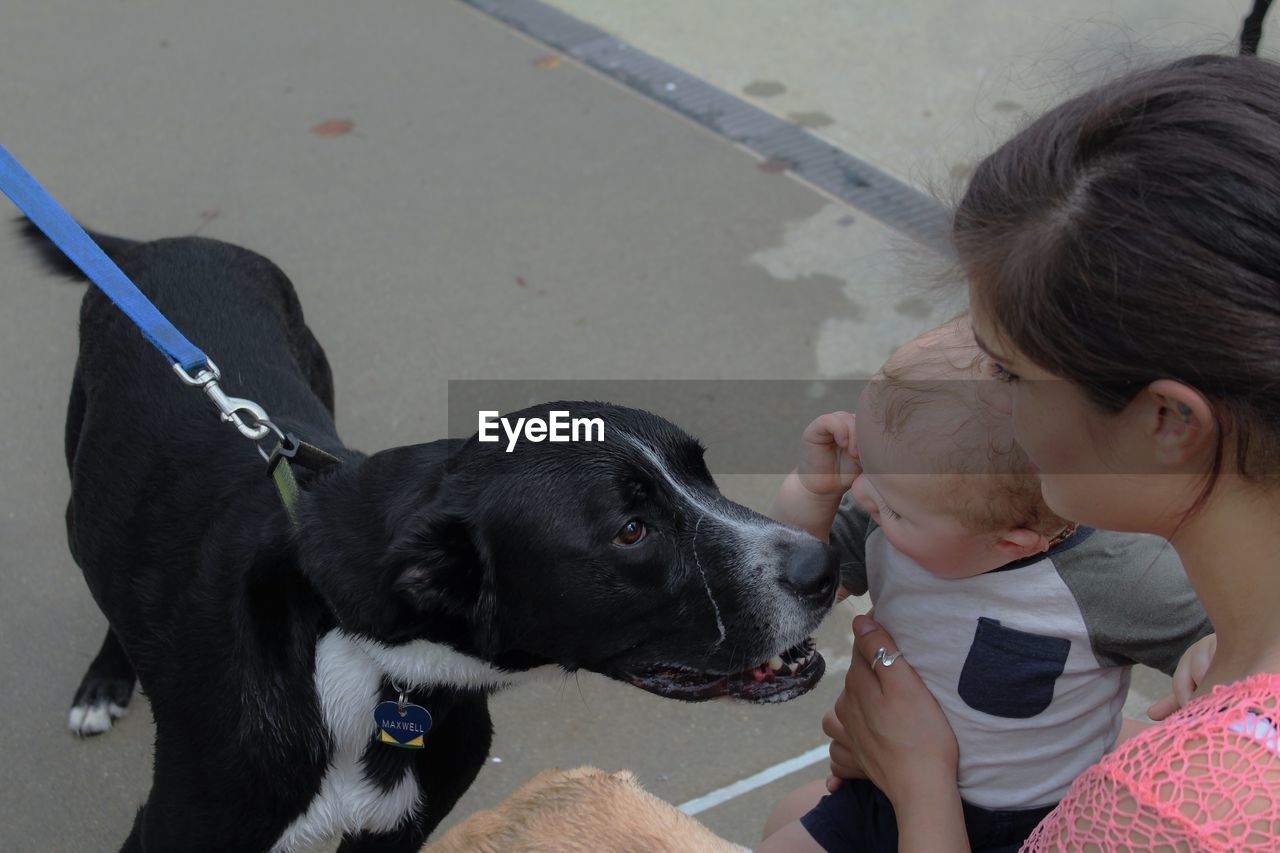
[{"xmin": 995, "ymin": 527, "xmax": 1049, "ymax": 560}]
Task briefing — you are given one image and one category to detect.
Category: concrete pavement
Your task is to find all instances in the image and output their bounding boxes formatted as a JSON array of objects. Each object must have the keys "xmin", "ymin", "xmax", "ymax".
[{"xmin": 545, "ymin": 0, "xmax": 1278, "ymax": 192}]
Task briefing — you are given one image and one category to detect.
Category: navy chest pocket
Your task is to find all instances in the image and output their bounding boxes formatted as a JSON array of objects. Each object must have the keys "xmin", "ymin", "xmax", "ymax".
[{"xmin": 957, "ymin": 617, "xmax": 1070, "ymax": 719}]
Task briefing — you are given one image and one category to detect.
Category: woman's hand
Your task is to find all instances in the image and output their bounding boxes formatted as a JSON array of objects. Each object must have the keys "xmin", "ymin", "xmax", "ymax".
[
  {"xmin": 830, "ymin": 614, "xmax": 969, "ymax": 851},
  {"xmin": 821, "ymin": 707, "xmax": 866, "ymax": 791}
]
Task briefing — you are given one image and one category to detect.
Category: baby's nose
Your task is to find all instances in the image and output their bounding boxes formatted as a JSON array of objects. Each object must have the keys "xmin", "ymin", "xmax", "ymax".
[{"xmin": 849, "ymin": 476, "xmax": 877, "ymax": 516}]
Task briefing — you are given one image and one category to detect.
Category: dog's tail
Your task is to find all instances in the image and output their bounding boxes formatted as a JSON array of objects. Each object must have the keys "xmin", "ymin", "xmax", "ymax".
[{"xmin": 17, "ymin": 217, "xmax": 141, "ymax": 282}]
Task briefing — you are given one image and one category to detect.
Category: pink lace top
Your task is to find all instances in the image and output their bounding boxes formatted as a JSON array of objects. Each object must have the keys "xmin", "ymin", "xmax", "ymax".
[{"xmin": 1022, "ymin": 673, "xmax": 1280, "ymax": 851}]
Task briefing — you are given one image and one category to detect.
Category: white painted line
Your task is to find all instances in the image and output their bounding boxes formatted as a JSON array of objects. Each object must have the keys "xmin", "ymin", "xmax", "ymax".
[{"xmin": 678, "ymin": 744, "xmax": 829, "ymax": 816}]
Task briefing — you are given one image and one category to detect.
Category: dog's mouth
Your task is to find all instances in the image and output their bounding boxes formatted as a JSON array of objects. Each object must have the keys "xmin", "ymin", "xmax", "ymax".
[{"xmin": 623, "ymin": 638, "xmax": 823, "ymax": 704}]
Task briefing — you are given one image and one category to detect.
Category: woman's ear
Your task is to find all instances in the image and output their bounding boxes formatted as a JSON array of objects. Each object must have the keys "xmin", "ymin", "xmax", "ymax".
[{"xmin": 1145, "ymin": 379, "xmax": 1216, "ymax": 467}]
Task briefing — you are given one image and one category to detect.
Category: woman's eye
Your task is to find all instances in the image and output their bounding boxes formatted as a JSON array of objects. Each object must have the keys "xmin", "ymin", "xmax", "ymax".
[
  {"xmin": 882, "ymin": 506, "xmax": 902, "ymax": 521},
  {"xmin": 990, "ymin": 362, "xmax": 1020, "ymax": 384},
  {"xmin": 613, "ymin": 519, "xmax": 646, "ymax": 546}
]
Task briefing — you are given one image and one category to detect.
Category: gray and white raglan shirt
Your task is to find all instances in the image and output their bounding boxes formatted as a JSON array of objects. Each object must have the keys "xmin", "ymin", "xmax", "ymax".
[{"xmin": 829, "ymin": 498, "xmax": 1212, "ymax": 811}]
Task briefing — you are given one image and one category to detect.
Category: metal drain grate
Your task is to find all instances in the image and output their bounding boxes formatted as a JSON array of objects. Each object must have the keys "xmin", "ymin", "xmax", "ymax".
[{"xmin": 461, "ymin": 0, "xmax": 955, "ymax": 256}]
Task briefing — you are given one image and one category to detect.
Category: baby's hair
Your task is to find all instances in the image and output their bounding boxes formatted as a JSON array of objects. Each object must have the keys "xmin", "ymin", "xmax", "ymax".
[
  {"xmin": 867, "ymin": 321, "xmax": 1068, "ymax": 537},
  {"xmin": 956, "ymin": 54, "xmax": 1280, "ymax": 505}
]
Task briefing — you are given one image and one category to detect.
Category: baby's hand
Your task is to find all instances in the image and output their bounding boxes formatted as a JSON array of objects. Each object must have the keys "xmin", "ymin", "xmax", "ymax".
[
  {"xmin": 796, "ymin": 412, "xmax": 860, "ymax": 499},
  {"xmin": 1148, "ymin": 633, "xmax": 1216, "ymax": 721}
]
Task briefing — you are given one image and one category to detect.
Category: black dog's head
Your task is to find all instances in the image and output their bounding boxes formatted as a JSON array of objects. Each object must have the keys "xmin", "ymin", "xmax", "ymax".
[{"xmin": 302, "ymin": 402, "xmax": 837, "ymax": 703}]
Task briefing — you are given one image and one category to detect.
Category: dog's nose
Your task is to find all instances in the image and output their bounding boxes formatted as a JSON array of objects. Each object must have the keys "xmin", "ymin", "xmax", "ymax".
[{"xmin": 780, "ymin": 539, "xmax": 838, "ymax": 605}]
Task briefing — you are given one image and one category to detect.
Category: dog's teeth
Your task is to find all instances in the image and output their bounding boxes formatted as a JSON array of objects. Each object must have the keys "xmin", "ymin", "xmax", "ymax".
[
  {"xmin": 787, "ymin": 663, "xmax": 798, "ymax": 674},
  {"xmin": 768, "ymin": 656, "xmax": 784, "ymax": 672}
]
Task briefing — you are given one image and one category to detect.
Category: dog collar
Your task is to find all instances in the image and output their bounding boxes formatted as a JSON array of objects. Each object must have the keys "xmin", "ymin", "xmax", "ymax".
[{"xmin": 266, "ymin": 434, "xmax": 341, "ymax": 524}]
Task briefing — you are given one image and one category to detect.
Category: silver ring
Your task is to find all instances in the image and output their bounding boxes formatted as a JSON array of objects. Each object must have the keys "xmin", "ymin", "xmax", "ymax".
[
  {"xmin": 254, "ymin": 418, "xmax": 288, "ymax": 462},
  {"xmin": 870, "ymin": 646, "xmax": 903, "ymax": 671}
]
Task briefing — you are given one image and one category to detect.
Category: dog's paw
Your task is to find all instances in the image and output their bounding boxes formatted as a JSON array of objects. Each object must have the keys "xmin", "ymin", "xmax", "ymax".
[{"xmin": 68, "ymin": 676, "xmax": 133, "ymax": 737}]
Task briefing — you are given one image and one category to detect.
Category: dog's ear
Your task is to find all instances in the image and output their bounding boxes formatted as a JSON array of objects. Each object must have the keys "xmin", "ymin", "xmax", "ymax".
[
  {"xmin": 294, "ymin": 446, "xmax": 502, "ymax": 645},
  {"xmin": 390, "ymin": 507, "xmax": 500, "ymax": 653},
  {"xmin": 391, "ymin": 508, "xmax": 480, "ymax": 614}
]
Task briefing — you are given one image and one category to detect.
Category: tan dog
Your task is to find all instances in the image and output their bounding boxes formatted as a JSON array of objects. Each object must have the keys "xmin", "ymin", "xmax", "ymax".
[{"xmin": 426, "ymin": 767, "xmax": 746, "ymax": 852}]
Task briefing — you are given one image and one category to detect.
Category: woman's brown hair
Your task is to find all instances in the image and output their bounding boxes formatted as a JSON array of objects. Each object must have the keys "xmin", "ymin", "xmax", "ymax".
[{"xmin": 955, "ymin": 54, "xmax": 1280, "ymax": 486}]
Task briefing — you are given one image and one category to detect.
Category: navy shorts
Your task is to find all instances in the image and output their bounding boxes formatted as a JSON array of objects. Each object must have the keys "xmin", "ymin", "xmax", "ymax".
[{"xmin": 799, "ymin": 779, "xmax": 1056, "ymax": 853}]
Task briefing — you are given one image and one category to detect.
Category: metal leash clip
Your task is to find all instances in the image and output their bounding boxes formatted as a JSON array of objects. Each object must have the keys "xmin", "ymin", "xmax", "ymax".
[{"xmin": 173, "ymin": 359, "xmax": 285, "ymax": 460}]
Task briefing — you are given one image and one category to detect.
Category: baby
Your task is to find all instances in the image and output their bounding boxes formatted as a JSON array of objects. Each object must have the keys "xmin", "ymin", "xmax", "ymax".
[{"xmin": 762, "ymin": 319, "xmax": 1210, "ymax": 853}]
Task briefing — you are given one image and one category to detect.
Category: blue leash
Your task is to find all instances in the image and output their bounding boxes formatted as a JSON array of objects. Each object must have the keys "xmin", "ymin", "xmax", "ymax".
[
  {"xmin": 0, "ymin": 142, "xmax": 282, "ymax": 452},
  {"xmin": 0, "ymin": 142, "xmax": 209, "ymax": 372}
]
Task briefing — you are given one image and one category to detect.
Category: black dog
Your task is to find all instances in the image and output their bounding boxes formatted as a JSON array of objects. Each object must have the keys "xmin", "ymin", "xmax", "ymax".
[{"xmin": 26, "ymin": 225, "xmax": 837, "ymax": 852}]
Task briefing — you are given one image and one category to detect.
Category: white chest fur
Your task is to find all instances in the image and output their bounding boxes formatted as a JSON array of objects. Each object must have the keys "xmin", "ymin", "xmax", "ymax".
[
  {"xmin": 270, "ymin": 630, "xmax": 419, "ymax": 852},
  {"xmin": 270, "ymin": 630, "xmax": 552, "ymax": 852}
]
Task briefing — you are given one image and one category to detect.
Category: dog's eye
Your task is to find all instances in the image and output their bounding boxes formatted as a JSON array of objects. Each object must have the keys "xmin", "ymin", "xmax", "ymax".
[{"xmin": 613, "ymin": 519, "xmax": 646, "ymax": 546}]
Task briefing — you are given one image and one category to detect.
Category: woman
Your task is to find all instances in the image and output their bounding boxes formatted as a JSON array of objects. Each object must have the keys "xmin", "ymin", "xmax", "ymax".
[{"xmin": 829, "ymin": 53, "xmax": 1280, "ymax": 851}]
